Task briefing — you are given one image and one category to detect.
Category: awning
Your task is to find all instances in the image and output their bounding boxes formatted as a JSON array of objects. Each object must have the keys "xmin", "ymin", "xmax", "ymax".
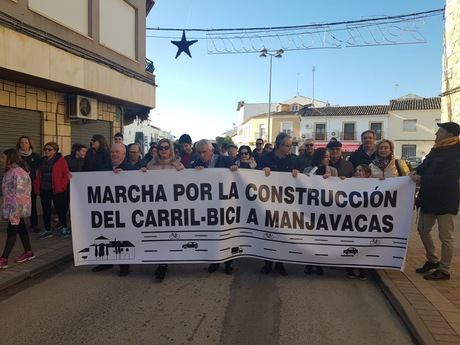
[{"xmin": 314, "ymin": 142, "xmax": 360, "ymax": 152}]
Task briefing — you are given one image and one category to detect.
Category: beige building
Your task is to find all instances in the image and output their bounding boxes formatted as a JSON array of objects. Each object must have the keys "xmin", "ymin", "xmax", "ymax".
[
  {"xmin": 0, "ymin": 0, "xmax": 156, "ymax": 158},
  {"xmin": 237, "ymin": 96, "xmax": 328, "ymax": 146},
  {"xmin": 442, "ymin": 0, "xmax": 460, "ymax": 123},
  {"xmin": 388, "ymin": 97, "xmax": 441, "ymax": 158}
]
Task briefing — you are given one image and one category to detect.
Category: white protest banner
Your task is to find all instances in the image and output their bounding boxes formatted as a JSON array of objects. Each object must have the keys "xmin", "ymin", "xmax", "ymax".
[{"xmin": 70, "ymin": 169, "xmax": 415, "ymax": 270}]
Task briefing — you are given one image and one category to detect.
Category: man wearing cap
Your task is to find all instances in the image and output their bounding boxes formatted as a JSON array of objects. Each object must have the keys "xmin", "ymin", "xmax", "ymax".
[
  {"xmin": 327, "ymin": 138, "xmax": 354, "ymax": 177},
  {"xmin": 410, "ymin": 122, "xmax": 460, "ymax": 280}
]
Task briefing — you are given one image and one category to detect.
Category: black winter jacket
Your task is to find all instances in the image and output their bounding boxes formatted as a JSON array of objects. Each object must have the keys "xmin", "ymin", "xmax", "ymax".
[
  {"xmin": 415, "ymin": 142, "xmax": 460, "ymax": 215},
  {"xmin": 349, "ymin": 145, "xmax": 376, "ymax": 168},
  {"xmin": 82, "ymin": 148, "xmax": 112, "ymax": 172},
  {"xmin": 259, "ymin": 150, "xmax": 299, "ymax": 172}
]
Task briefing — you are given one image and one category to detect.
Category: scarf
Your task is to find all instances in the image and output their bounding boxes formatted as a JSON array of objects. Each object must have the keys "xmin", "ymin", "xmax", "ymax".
[
  {"xmin": 372, "ymin": 157, "xmax": 390, "ymax": 171},
  {"xmin": 19, "ymin": 149, "xmax": 33, "ymax": 157},
  {"xmin": 433, "ymin": 136, "xmax": 460, "ymax": 149}
]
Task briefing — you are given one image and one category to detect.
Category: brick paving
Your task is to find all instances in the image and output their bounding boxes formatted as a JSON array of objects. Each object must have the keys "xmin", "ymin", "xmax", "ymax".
[
  {"xmin": 0, "ymin": 219, "xmax": 72, "ymax": 291},
  {"xmin": 377, "ymin": 211, "xmax": 460, "ymax": 345}
]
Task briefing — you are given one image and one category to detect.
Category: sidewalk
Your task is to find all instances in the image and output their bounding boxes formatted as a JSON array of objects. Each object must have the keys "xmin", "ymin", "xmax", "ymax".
[
  {"xmin": 0, "ymin": 219, "xmax": 72, "ymax": 291},
  {"xmin": 377, "ymin": 211, "xmax": 460, "ymax": 345},
  {"xmin": 1, "ymin": 212, "xmax": 460, "ymax": 344}
]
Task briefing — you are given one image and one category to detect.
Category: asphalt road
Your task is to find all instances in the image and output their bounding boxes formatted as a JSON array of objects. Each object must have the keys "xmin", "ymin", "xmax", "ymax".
[{"xmin": 0, "ymin": 259, "xmax": 413, "ymax": 345}]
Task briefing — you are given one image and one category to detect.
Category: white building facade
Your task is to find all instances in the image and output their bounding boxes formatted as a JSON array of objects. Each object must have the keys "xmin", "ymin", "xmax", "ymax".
[{"xmin": 299, "ymin": 105, "xmax": 389, "ymax": 153}]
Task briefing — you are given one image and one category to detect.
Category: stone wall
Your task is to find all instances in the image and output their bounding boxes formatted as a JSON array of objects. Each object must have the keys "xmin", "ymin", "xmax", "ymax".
[
  {"xmin": 442, "ymin": 0, "xmax": 460, "ymax": 122},
  {"xmin": 0, "ymin": 78, "xmax": 121, "ymax": 154}
]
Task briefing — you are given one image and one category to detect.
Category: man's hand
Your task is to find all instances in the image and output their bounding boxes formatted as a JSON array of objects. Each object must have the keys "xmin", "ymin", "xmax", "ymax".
[
  {"xmin": 291, "ymin": 169, "xmax": 299, "ymax": 177},
  {"xmin": 229, "ymin": 165, "xmax": 238, "ymax": 172},
  {"xmin": 195, "ymin": 166, "xmax": 205, "ymax": 170},
  {"xmin": 409, "ymin": 171, "xmax": 421, "ymax": 184}
]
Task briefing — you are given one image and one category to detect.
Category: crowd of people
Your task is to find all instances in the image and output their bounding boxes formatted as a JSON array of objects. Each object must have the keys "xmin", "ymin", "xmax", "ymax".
[{"xmin": 1, "ymin": 122, "xmax": 459, "ymax": 282}]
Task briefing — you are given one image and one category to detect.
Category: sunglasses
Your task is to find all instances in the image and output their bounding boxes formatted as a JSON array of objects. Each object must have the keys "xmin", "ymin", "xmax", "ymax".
[
  {"xmin": 43, "ymin": 147, "xmax": 54, "ymax": 152},
  {"xmin": 305, "ymin": 144, "xmax": 314, "ymax": 147},
  {"xmin": 90, "ymin": 139, "xmax": 97, "ymax": 142},
  {"xmin": 256, "ymin": 143, "xmax": 263, "ymax": 145},
  {"xmin": 240, "ymin": 151, "xmax": 249, "ymax": 155},
  {"xmin": 158, "ymin": 146, "xmax": 170, "ymax": 151}
]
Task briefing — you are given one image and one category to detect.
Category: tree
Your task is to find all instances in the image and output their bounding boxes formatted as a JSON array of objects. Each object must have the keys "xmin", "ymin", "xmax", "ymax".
[{"xmin": 215, "ymin": 136, "xmax": 234, "ymax": 148}]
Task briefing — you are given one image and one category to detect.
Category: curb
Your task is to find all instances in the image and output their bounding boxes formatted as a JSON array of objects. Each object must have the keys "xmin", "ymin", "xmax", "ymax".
[
  {"xmin": 0, "ymin": 253, "xmax": 73, "ymax": 292},
  {"xmin": 375, "ymin": 270, "xmax": 437, "ymax": 345}
]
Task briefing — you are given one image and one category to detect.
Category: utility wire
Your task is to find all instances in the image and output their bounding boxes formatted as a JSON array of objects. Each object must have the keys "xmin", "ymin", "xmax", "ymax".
[{"xmin": 146, "ymin": 8, "xmax": 443, "ymax": 33}]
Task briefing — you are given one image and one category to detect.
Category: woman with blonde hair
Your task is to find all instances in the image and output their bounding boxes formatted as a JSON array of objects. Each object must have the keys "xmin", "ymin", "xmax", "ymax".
[
  {"xmin": 144, "ymin": 138, "xmax": 184, "ymax": 281},
  {"xmin": 369, "ymin": 139, "xmax": 410, "ymax": 178}
]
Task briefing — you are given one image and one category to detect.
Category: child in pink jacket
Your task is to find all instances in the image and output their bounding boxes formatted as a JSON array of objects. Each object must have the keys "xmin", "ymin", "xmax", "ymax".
[{"xmin": 0, "ymin": 148, "xmax": 34, "ymax": 269}]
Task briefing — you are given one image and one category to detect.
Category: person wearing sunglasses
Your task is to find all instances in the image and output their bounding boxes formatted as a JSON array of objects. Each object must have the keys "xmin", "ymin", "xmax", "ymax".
[
  {"xmin": 234, "ymin": 145, "xmax": 257, "ymax": 169},
  {"xmin": 143, "ymin": 138, "xmax": 184, "ymax": 281},
  {"xmin": 298, "ymin": 139, "xmax": 315, "ymax": 173},
  {"xmin": 33, "ymin": 142, "xmax": 70, "ymax": 239},
  {"xmin": 82, "ymin": 134, "xmax": 112, "ymax": 172},
  {"xmin": 252, "ymin": 138, "xmax": 265, "ymax": 165}
]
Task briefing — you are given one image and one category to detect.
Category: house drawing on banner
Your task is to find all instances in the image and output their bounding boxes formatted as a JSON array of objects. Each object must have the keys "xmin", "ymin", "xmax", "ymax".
[{"xmin": 78, "ymin": 235, "xmax": 135, "ymax": 262}]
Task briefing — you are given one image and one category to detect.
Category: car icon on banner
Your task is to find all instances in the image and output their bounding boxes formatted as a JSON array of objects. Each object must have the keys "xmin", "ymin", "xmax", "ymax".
[
  {"xmin": 182, "ymin": 242, "xmax": 199, "ymax": 249},
  {"xmin": 343, "ymin": 247, "xmax": 359, "ymax": 256}
]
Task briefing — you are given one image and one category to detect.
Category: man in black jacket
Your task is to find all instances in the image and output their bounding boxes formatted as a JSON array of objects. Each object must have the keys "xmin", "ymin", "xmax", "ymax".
[
  {"xmin": 410, "ymin": 122, "xmax": 460, "ymax": 280},
  {"xmin": 259, "ymin": 132, "xmax": 299, "ymax": 276},
  {"xmin": 349, "ymin": 130, "xmax": 377, "ymax": 168}
]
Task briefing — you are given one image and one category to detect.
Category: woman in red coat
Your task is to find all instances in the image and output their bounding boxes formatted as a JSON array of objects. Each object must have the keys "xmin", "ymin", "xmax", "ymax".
[{"xmin": 34, "ymin": 142, "xmax": 70, "ymax": 239}]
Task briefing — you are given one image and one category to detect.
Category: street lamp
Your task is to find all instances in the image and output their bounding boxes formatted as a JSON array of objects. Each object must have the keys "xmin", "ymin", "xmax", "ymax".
[{"xmin": 259, "ymin": 48, "xmax": 284, "ymax": 143}]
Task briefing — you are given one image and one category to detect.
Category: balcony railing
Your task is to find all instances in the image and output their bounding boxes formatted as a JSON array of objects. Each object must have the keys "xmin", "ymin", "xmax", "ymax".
[
  {"xmin": 145, "ymin": 58, "xmax": 155, "ymax": 73},
  {"xmin": 309, "ymin": 130, "xmax": 384, "ymax": 141}
]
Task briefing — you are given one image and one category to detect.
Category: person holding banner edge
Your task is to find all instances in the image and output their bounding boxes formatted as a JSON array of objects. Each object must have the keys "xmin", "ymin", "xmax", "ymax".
[
  {"xmin": 259, "ymin": 132, "xmax": 300, "ymax": 276},
  {"xmin": 410, "ymin": 122, "xmax": 460, "ymax": 280}
]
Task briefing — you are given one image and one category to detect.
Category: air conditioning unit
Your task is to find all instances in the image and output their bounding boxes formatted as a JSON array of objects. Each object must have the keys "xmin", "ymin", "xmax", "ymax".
[
  {"xmin": 301, "ymin": 134, "xmax": 306, "ymax": 139},
  {"xmin": 331, "ymin": 131, "xmax": 337, "ymax": 137},
  {"xmin": 68, "ymin": 95, "xmax": 98, "ymax": 120},
  {"xmin": 305, "ymin": 124, "xmax": 311, "ymax": 129}
]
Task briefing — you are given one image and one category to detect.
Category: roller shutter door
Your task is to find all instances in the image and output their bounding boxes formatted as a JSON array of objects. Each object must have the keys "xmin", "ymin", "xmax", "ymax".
[
  {"xmin": 71, "ymin": 120, "xmax": 112, "ymax": 147},
  {"xmin": 0, "ymin": 106, "xmax": 42, "ymax": 187},
  {"xmin": 0, "ymin": 106, "xmax": 42, "ymax": 153}
]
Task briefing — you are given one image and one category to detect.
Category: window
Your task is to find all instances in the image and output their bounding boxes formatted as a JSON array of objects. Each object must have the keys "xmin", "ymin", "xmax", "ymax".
[
  {"xmin": 281, "ymin": 122, "xmax": 293, "ymax": 136},
  {"xmin": 401, "ymin": 145, "xmax": 416, "ymax": 158},
  {"xmin": 100, "ymin": 0, "xmax": 136, "ymax": 59},
  {"xmin": 259, "ymin": 124, "xmax": 266, "ymax": 139},
  {"xmin": 403, "ymin": 120, "xmax": 417, "ymax": 132},
  {"xmin": 291, "ymin": 104, "xmax": 298, "ymax": 111},
  {"xmin": 343, "ymin": 123, "xmax": 355, "ymax": 140},
  {"xmin": 315, "ymin": 123, "xmax": 326, "ymax": 140},
  {"xmin": 370, "ymin": 122, "xmax": 383, "ymax": 140}
]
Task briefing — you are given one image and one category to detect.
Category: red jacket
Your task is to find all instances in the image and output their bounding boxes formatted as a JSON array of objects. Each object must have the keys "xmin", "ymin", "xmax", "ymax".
[{"xmin": 34, "ymin": 155, "xmax": 70, "ymax": 195}]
